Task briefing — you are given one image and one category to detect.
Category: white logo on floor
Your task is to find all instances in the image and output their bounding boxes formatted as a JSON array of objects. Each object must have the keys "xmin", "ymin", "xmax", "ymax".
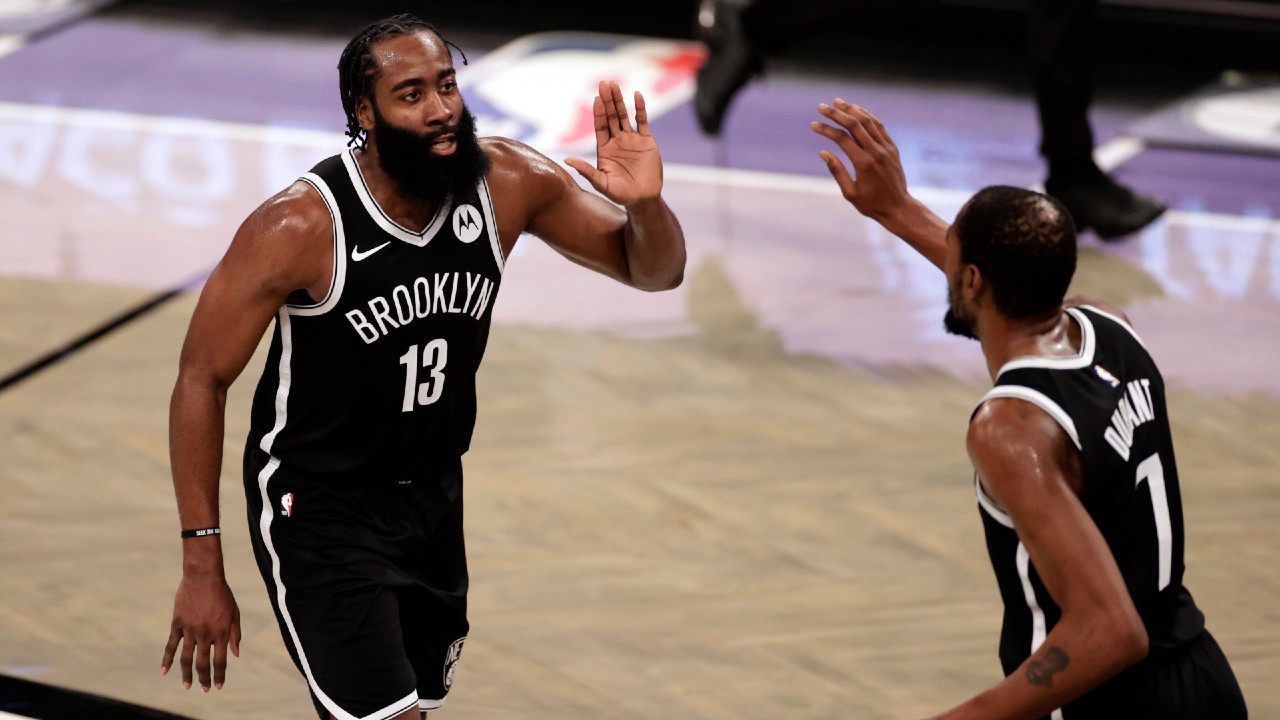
[
  {"xmin": 459, "ymin": 33, "xmax": 705, "ymax": 154},
  {"xmin": 1190, "ymin": 87, "xmax": 1280, "ymax": 151}
]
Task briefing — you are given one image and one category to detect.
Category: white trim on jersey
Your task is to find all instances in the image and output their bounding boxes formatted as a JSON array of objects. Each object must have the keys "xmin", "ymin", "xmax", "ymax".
[
  {"xmin": 343, "ymin": 149, "xmax": 450, "ymax": 246},
  {"xmin": 995, "ymin": 308, "xmax": 1095, "ymax": 377},
  {"xmin": 1016, "ymin": 543, "xmax": 1048, "ymax": 653},
  {"xmin": 259, "ymin": 310, "xmax": 295, "ymax": 453},
  {"xmin": 420, "ymin": 697, "xmax": 447, "ymax": 711},
  {"xmin": 291, "ymin": 173, "xmax": 348, "ymax": 316},
  {"xmin": 974, "ymin": 475, "xmax": 1015, "ymax": 529},
  {"xmin": 256, "ymin": 456, "xmax": 420, "ymax": 720},
  {"xmin": 977, "ymin": 385, "xmax": 1083, "ymax": 451},
  {"xmin": 477, "ymin": 176, "xmax": 505, "ymax": 273},
  {"xmin": 1077, "ymin": 304, "xmax": 1148, "ymax": 351},
  {"xmin": 1015, "ymin": 544, "xmax": 1064, "ymax": 720}
]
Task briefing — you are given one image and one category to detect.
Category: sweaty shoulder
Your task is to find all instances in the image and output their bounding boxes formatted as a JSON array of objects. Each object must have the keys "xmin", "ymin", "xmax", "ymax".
[
  {"xmin": 476, "ymin": 137, "xmax": 581, "ymax": 254},
  {"xmin": 229, "ymin": 180, "xmax": 334, "ymax": 297},
  {"xmin": 252, "ymin": 181, "xmax": 330, "ymax": 244},
  {"xmin": 970, "ymin": 396, "xmax": 1084, "ymax": 497},
  {"xmin": 479, "ymin": 136, "xmax": 571, "ymax": 218}
]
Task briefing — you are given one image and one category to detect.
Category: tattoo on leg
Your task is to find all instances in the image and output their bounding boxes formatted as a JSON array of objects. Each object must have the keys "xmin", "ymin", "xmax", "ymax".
[{"xmin": 1025, "ymin": 646, "xmax": 1070, "ymax": 687}]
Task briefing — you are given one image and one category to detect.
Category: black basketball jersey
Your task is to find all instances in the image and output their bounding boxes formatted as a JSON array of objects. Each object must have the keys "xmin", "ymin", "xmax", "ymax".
[
  {"xmin": 972, "ymin": 306, "xmax": 1205, "ymax": 716},
  {"xmin": 246, "ymin": 149, "xmax": 504, "ymax": 483}
]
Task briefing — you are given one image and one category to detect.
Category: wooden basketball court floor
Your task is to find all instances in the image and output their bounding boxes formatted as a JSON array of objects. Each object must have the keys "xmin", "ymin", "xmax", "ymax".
[{"xmin": 2, "ymin": 10, "xmax": 1279, "ymax": 720}]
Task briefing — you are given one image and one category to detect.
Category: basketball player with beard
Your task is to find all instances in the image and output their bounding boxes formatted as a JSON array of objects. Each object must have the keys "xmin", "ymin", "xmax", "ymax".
[
  {"xmin": 161, "ymin": 15, "xmax": 686, "ymax": 720},
  {"xmin": 811, "ymin": 99, "xmax": 1246, "ymax": 719}
]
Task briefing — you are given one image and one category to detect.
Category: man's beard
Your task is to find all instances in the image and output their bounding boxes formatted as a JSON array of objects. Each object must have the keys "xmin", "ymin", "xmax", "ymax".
[
  {"xmin": 371, "ymin": 102, "xmax": 490, "ymax": 205},
  {"xmin": 943, "ymin": 279, "xmax": 979, "ymax": 341}
]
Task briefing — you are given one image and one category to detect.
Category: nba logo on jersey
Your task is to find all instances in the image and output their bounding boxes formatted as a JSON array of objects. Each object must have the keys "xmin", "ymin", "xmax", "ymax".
[
  {"xmin": 280, "ymin": 492, "xmax": 294, "ymax": 517},
  {"xmin": 443, "ymin": 636, "xmax": 466, "ymax": 691},
  {"xmin": 459, "ymin": 33, "xmax": 704, "ymax": 153},
  {"xmin": 452, "ymin": 204, "xmax": 483, "ymax": 243},
  {"xmin": 1094, "ymin": 364, "xmax": 1121, "ymax": 388}
]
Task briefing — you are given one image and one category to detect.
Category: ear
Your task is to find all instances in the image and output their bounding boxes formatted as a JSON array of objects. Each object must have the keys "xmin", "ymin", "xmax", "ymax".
[
  {"xmin": 356, "ymin": 97, "xmax": 375, "ymax": 134},
  {"xmin": 961, "ymin": 263, "xmax": 983, "ymax": 300}
]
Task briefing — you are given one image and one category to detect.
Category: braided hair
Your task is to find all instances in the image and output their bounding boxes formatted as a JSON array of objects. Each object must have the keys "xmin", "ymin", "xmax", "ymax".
[{"xmin": 337, "ymin": 14, "xmax": 468, "ymax": 149}]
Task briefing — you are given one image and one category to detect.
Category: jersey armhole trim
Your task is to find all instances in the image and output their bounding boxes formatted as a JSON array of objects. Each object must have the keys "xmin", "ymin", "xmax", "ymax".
[
  {"xmin": 289, "ymin": 173, "xmax": 347, "ymax": 316},
  {"xmin": 976, "ymin": 385, "xmax": 1083, "ymax": 451},
  {"xmin": 478, "ymin": 176, "xmax": 505, "ymax": 273},
  {"xmin": 975, "ymin": 474, "xmax": 1015, "ymax": 529},
  {"xmin": 1077, "ymin": 304, "xmax": 1147, "ymax": 350}
]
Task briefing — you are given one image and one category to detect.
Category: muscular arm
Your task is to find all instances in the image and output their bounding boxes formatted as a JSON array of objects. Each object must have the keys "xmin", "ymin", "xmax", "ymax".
[
  {"xmin": 537, "ymin": 153, "xmax": 684, "ymax": 290},
  {"xmin": 485, "ymin": 83, "xmax": 685, "ymax": 291},
  {"xmin": 929, "ymin": 399, "xmax": 1148, "ymax": 720},
  {"xmin": 163, "ymin": 180, "xmax": 331, "ymax": 690}
]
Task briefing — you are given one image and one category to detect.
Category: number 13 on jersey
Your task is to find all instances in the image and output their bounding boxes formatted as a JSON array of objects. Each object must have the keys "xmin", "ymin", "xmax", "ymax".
[{"xmin": 400, "ymin": 340, "xmax": 448, "ymax": 411}]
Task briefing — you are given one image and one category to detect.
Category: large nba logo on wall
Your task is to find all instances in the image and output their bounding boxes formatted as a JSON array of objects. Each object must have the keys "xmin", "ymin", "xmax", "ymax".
[{"xmin": 460, "ymin": 33, "xmax": 705, "ymax": 154}]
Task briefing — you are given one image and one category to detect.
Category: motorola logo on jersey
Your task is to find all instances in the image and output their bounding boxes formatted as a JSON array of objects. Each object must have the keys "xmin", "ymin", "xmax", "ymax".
[{"xmin": 452, "ymin": 204, "xmax": 483, "ymax": 243}]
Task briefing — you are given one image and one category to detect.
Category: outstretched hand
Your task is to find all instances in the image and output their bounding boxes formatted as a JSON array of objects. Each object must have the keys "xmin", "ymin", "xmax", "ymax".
[
  {"xmin": 565, "ymin": 81, "xmax": 663, "ymax": 207},
  {"xmin": 811, "ymin": 99, "xmax": 949, "ymax": 269},
  {"xmin": 810, "ymin": 99, "xmax": 912, "ymax": 222}
]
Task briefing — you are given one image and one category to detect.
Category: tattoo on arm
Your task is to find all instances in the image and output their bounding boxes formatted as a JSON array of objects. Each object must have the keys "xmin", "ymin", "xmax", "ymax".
[{"xmin": 1025, "ymin": 646, "xmax": 1070, "ymax": 688}]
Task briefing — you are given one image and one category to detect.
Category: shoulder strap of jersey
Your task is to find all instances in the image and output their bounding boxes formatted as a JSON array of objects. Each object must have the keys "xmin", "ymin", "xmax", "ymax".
[
  {"xmin": 1073, "ymin": 304, "xmax": 1147, "ymax": 351},
  {"xmin": 287, "ymin": 155, "xmax": 348, "ymax": 314}
]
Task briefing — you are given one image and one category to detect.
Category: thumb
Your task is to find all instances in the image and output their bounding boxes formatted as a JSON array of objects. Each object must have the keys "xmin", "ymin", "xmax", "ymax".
[{"xmin": 564, "ymin": 157, "xmax": 604, "ymax": 190}]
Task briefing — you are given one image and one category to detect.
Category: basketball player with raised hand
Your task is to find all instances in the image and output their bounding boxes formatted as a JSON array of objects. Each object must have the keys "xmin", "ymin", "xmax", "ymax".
[
  {"xmin": 160, "ymin": 14, "xmax": 685, "ymax": 719},
  {"xmin": 811, "ymin": 99, "xmax": 1246, "ymax": 719}
]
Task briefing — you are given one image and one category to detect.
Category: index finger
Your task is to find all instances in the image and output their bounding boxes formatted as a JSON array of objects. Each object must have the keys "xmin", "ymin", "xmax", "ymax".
[
  {"xmin": 634, "ymin": 91, "xmax": 651, "ymax": 137},
  {"xmin": 835, "ymin": 99, "xmax": 892, "ymax": 147},
  {"xmin": 589, "ymin": 95, "xmax": 610, "ymax": 149},
  {"xmin": 818, "ymin": 102, "xmax": 881, "ymax": 153},
  {"xmin": 810, "ymin": 118, "xmax": 872, "ymax": 167}
]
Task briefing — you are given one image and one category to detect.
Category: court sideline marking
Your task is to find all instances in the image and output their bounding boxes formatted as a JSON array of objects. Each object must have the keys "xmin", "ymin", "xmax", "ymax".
[{"xmin": 0, "ymin": 271, "xmax": 208, "ymax": 393}]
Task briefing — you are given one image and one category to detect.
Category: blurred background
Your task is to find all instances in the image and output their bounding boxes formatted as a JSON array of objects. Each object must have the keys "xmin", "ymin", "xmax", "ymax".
[{"xmin": 1, "ymin": 1, "xmax": 1278, "ymax": 718}]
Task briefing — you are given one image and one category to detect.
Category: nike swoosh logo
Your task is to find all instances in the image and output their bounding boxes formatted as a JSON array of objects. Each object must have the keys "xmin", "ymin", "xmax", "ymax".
[{"xmin": 351, "ymin": 241, "xmax": 391, "ymax": 262}]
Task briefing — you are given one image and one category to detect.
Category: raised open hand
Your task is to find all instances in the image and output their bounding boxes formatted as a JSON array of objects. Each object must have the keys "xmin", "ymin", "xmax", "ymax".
[
  {"xmin": 565, "ymin": 81, "xmax": 663, "ymax": 207},
  {"xmin": 810, "ymin": 99, "xmax": 911, "ymax": 222}
]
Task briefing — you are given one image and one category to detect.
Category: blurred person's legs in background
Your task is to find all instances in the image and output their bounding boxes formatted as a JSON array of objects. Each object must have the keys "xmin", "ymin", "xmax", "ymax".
[
  {"xmin": 695, "ymin": 0, "xmax": 1166, "ymax": 240},
  {"xmin": 1031, "ymin": 0, "xmax": 1165, "ymax": 239}
]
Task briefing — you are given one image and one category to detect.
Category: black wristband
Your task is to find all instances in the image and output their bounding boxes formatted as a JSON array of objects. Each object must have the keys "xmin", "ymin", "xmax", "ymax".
[{"xmin": 181, "ymin": 526, "xmax": 221, "ymax": 539}]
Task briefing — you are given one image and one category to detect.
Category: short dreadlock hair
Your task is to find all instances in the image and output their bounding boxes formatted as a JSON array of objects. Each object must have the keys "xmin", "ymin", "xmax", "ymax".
[
  {"xmin": 337, "ymin": 14, "xmax": 467, "ymax": 149},
  {"xmin": 954, "ymin": 186, "xmax": 1077, "ymax": 319}
]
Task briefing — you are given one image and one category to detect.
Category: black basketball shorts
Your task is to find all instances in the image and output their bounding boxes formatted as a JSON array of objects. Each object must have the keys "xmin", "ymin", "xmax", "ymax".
[
  {"xmin": 244, "ymin": 453, "xmax": 469, "ymax": 720},
  {"xmin": 1062, "ymin": 629, "xmax": 1247, "ymax": 719}
]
